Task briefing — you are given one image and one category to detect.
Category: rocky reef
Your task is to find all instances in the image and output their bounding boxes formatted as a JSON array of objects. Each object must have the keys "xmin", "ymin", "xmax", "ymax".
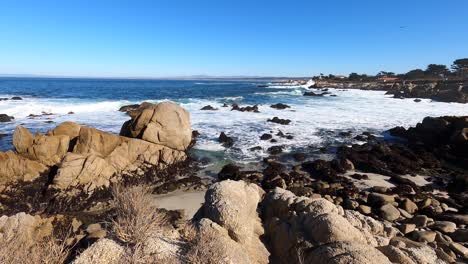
[{"xmin": 312, "ymin": 80, "xmax": 468, "ymax": 103}]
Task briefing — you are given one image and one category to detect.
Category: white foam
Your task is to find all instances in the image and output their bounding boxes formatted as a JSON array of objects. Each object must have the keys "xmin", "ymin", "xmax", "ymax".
[{"xmin": 1, "ymin": 89, "xmax": 467, "ymax": 162}]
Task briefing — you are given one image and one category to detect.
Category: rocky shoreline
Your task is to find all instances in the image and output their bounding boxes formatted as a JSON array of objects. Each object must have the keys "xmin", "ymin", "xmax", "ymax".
[
  {"xmin": 310, "ymin": 79, "xmax": 468, "ymax": 103},
  {"xmin": 0, "ymin": 101, "xmax": 467, "ymax": 263}
]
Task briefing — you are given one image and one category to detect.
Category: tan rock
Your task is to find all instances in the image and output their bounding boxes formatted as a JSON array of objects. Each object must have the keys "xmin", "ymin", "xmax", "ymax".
[
  {"xmin": 199, "ymin": 180, "xmax": 269, "ymax": 264},
  {"xmin": 195, "ymin": 218, "xmax": 251, "ymax": 264},
  {"xmin": 12, "ymin": 125, "xmax": 34, "ymax": 154},
  {"xmin": 0, "ymin": 212, "xmax": 53, "ymax": 243},
  {"xmin": 53, "ymin": 153, "xmax": 116, "ymax": 192},
  {"xmin": 303, "ymin": 212, "xmax": 366, "ymax": 245},
  {"xmin": 120, "ymin": 101, "xmax": 192, "ymax": 151},
  {"xmin": 0, "ymin": 151, "xmax": 48, "ymax": 186},
  {"xmin": 307, "ymin": 241, "xmax": 392, "ymax": 264},
  {"xmin": 73, "ymin": 238, "xmax": 124, "ymax": 264},
  {"xmin": 73, "ymin": 126, "xmax": 123, "ymax": 157},
  {"xmin": 46, "ymin": 121, "xmax": 82, "ymax": 139}
]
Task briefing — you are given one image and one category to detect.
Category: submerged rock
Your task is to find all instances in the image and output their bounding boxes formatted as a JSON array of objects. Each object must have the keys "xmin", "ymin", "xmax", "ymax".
[
  {"xmin": 267, "ymin": 117, "xmax": 291, "ymax": 125},
  {"xmin": 200, "ymin": 105, "xmax": 217, "ymax": 110},
  {"xmin": 219, "ymin": 132, "xmax": 234, "ymax": 148},
  {"xmin": 0, "ymin": 114, "xmax": 13, "ymax": 122},
  {"xmin": 270, "ymin": 103, "xmax": 290, "ymax": 110}
]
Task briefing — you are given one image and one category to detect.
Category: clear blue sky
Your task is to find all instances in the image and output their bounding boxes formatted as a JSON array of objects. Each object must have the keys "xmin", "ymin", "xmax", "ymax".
[{"xmin": 0, "ymin": 0, "xmax": 467, "ymax": 77}]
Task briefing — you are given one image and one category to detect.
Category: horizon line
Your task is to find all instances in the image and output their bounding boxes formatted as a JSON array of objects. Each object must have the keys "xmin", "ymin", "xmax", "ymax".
[{"xmin": 0, "ymin": 73, "xmax": 314, "ymax": 81}]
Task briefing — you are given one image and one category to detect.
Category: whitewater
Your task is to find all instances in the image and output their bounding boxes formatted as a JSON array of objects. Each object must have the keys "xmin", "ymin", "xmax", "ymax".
[{"xmin": 1, "ymin": 78, "xmax": 467, "ymax": 162}]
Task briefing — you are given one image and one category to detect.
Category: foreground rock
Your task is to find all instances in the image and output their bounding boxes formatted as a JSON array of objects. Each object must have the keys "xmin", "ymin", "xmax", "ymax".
[
  {"xmin": 195, "ymin": 180, "xmax": 270, "ymax": 264},
  {"xmin": 261, "ymin": 187, "xmax": 452, "ymax": 264}
]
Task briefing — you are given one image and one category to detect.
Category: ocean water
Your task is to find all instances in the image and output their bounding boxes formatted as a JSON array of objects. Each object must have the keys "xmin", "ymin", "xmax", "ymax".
[{"xmin": 1, "ymin": 77, "xmax": 467, "ymax": 162}]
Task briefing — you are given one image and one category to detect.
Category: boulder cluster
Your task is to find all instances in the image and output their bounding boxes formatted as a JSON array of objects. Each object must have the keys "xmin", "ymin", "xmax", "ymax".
[{"xmin": 0, "ymin": 101, "xmax": 194, "ymax": 213}]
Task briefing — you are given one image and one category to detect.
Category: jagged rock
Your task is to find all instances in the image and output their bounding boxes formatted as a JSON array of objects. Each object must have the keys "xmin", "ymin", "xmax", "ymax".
[
  {"xmin": 53, "ymin": 153, "xmax": 116, "ymax": 193},
  {"xmin": 118, "ymin": 102, "xmax": 153, "ymax": 118},
  {"xmin": 53, "ymin": 128, "xmax": 187, "ymax": 194},
  {"xmin": 231, "ymin": 104, "xmax": 259, "ymax": 113},
  {"xmin": 73, "ymin": 238, "xmax": 124, "ymax": 264},
  {"xmin": 13, "ymin": 126, "xmax": 70, "ymax": 166},
  {"xmin": 200, "ymin": 105, "xmax": 217, "ymax": 110},
  {"xmin": 219, "ymin": 132, "xmax": 234, "ymax": 148},
  {"xmin": 0, "ymin": 151, "xmax": 48, "ymax": 186},
  {"xmin": 197, "ymin": 180, "xmax": 269, "ymax": 264},
  {"xmin": 120, "ymin": 101, "xmax": 192, "ymax": 151}
]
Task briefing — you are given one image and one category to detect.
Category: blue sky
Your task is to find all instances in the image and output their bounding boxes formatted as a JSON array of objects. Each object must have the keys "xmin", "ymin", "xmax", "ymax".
[{"xmin": 0, "ymin": 0, "xmax": 467, "ymax": 77}]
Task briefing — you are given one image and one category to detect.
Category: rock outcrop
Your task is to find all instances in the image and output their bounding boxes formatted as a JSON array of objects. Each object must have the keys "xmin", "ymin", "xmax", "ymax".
[
  {"xmin": 1, "ymin": 101, "xmax": 191, "ymax": 198},
  {"xmin": 120, "ymin": 101, "xmax": 191, "ymax": 151},
  {"xmin": 389, "ymin": 81, "xmax": 468, "ymax": 103},
  {"xmin": 195, "ymin": 180, "xmax": 270, "ymax": 264},
  {"xmin": 0, "ymin": 151, "xmax": 48, "ymax": 188},
  {"xmin": 13, "ymin": 126, "xmax": 70, "ymax": 166}
]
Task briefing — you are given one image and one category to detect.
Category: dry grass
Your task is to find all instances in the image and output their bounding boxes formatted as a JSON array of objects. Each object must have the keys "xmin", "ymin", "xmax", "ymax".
[
  {"xmin": 111, "ymin": 184, "xmax": 168, "ymax": 246},
  {"xmin": 0, "ymin": 234, "xmax": 70, "ymax": 264}
]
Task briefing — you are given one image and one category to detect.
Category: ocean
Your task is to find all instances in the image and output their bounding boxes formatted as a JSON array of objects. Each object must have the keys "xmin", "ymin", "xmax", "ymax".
[{"xmin": 1, "ymin": 77, "xmax": 467, "ymax": 164}]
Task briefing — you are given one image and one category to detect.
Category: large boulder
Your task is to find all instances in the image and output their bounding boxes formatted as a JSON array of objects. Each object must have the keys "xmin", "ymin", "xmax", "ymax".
[
  {"xmin": 73, "ymin": 126, "xmax": 123, "ymax": 157},
  {"xmin": 196, "ymin": 180, "xmax": 270, "ymax": 264},
  {"xmin": 46, "ymin": 121, "xmax": 82, "ymax": 140},
  {"xmin": 12, "ymin": 126, "xmax": 35, "ymax": 154},
  {"xmin": 120, "ymin": 101, "xmax": 192, "ymax": 151},
  {"xmin": 13, "ymin": 126, "xmax": 70, "ymax": 166},
  {"xmin": 0, "ymin": 151, "xmax": 48, "ymax": 187}
]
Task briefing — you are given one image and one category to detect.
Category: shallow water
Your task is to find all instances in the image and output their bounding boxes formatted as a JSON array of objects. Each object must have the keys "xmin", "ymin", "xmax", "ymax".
[{"xmin": 1, "ymin": 77, "xmax": 467, "ymax": 162}]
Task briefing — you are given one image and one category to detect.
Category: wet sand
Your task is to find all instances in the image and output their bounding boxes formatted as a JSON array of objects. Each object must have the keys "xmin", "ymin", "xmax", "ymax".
[{"xmin": 153, "ymin": 190, "xmax": 206, "ymax": 219}]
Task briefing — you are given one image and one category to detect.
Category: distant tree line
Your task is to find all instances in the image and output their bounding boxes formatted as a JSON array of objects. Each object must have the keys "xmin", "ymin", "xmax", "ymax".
[{"xmin": 313, "ymin": 58, "xmax": 468, "ymax": 81}]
